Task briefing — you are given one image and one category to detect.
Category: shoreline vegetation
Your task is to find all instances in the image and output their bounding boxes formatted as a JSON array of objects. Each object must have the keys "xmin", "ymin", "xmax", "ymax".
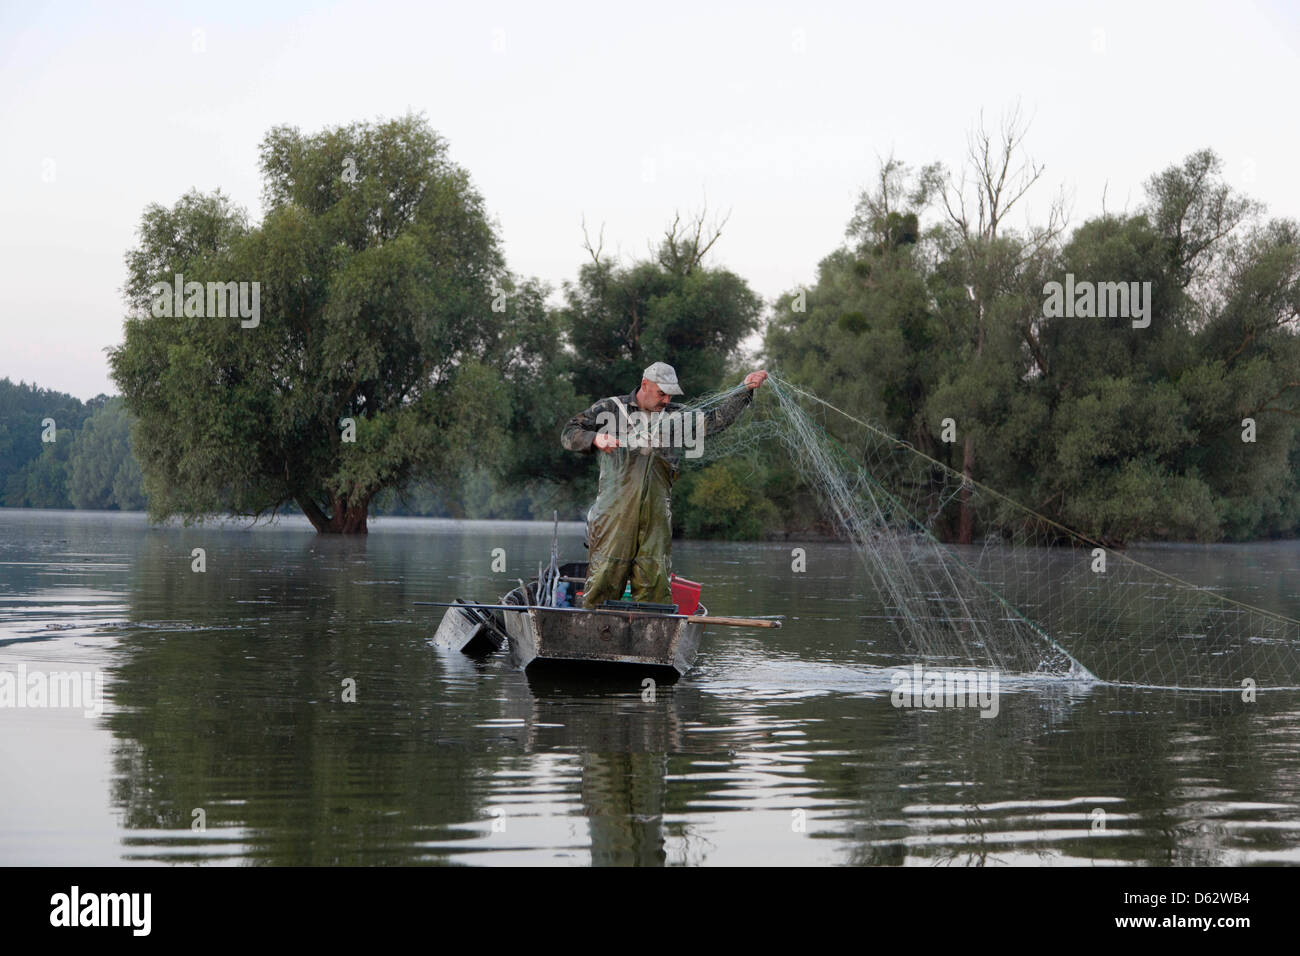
[
  {"xmin": 0, "ymin": 499, "xmax": 850, "ymax": 542},
  {"xmin": 8, "ymin": 117, "xmax": 1299, "ymax": 545},
  {"xmin": 10, "ymin": 504, "xmax": 1298, "ymax": 552},
  {"xmin": 0, "ymin": 502, "xmax": 1293, "ymax": 549}
]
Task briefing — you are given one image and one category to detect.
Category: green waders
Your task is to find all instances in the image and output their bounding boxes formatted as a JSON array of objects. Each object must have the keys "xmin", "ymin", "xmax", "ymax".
[
  {"xmin": 561, "ymin": 388, "xmax": 754, "ymax": 610},
  {"xmin": 582, "ymin": 433, "xmax": 677, "ymax": 607}
]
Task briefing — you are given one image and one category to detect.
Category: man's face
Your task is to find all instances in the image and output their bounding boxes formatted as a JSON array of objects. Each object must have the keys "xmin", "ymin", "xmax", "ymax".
[{"xmin": 637, "ymin": 380, "xmax": 672, "ymax": 411}]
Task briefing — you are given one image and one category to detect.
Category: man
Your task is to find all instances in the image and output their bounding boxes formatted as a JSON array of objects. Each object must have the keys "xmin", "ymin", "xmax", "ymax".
[{"xmin": 561, "ymin": 362, "xmax": 768, "ymax": 608}]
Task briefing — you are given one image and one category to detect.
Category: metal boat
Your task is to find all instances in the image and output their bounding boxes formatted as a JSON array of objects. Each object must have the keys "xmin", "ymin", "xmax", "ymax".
[{"xmin": 499, "ymin": 562, "xmax": 707, "ymax": 679}]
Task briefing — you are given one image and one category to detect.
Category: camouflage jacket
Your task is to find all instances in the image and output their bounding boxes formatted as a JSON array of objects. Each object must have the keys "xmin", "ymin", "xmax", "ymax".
[{"xmin": 560, "ymin": 386, "xmax": 754, "ymax": 478}]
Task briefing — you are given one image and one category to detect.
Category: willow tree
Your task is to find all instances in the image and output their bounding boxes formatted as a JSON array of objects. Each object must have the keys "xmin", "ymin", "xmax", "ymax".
[{"xmin": 111, "ymin": 115, "xmax": 512, "ymax": 532}]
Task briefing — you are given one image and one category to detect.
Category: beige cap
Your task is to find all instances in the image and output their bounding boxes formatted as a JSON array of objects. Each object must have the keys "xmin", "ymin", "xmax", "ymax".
[{"xmin": 642, "ymin": 361, "xmax": 683, "ymax": 395}]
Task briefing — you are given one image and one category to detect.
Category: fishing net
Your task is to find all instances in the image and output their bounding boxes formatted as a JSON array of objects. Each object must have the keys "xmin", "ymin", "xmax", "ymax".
[{"xmin": 674, "ymin": 376, "xmax": 1300, "ymax": 691}]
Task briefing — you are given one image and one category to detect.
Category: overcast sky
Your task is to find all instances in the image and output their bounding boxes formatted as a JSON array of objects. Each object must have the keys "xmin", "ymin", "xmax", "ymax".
[{"xmin": 2, "ymin": 0, "xmax": 1296, "ymax": 400}]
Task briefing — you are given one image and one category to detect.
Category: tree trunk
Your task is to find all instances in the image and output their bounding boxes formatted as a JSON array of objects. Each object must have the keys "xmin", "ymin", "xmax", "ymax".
[
  {"xmin": 296, "ymin": 494, "xmax": 370, "ymax": 534},
  {"xmin": 956, "ymin": 299, "xmax": 984, "ymax": 546},
  {"xmin": 297, "ymin": 495, "xmax": 330, "ymax": 532},
  {"xmin": 958, "ymin": 434, "xmax": 975, "ymax": 545}
]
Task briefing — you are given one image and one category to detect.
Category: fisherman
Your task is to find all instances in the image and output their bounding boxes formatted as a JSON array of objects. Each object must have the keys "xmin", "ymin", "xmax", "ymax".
[{"xmin": 561, "ymin": 362, "xmax": 768, "ymax": 608}]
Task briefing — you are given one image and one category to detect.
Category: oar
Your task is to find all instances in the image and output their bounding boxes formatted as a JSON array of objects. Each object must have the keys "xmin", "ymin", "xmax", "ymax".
[{"xmin": 414, "ymin": 601, "xmax": 782, "ymax": 628}]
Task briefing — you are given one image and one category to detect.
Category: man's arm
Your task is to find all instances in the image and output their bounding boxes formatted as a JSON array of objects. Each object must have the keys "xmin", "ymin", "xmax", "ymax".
[
  {"xmin": 561, "ymin": 397, "xmax": 616, "ymax": 453},
  {"xmin": 699, "ymin": 384, "xmax": 755, "ymax": 437}
]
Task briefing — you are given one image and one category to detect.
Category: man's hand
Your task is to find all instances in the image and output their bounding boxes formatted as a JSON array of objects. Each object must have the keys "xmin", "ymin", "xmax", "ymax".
[
  {"xmin": 593, "ymin": 432, "xmax": 620, "ymax": 453},
  {"xmin": 744, "ymin": 370, "xmax": 769, "ymax": 390}
]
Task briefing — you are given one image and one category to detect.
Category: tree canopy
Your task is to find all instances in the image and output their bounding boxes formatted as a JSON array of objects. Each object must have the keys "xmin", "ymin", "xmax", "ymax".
[
  {"xmin": 110, "ymin": 115, "xmax": 518, "ymax": 532},
  {"xmin": 7, "ymin": 113, "xmax": 1294, "ymax": 546},
  {"xmin": 766, "ymin": 137, "xmax": 1300, "ymax": 544}
]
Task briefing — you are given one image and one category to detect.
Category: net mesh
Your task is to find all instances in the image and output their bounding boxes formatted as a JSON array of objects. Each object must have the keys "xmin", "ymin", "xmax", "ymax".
[{"xmin": 678, "ymin": 376, "xmax": 1300, "ymax": 691}]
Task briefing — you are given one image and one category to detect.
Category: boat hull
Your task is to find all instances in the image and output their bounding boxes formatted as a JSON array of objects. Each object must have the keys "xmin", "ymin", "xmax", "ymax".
[{"xmin": 502, "ymin": 562, "xmax": 707, "ymax": 678}]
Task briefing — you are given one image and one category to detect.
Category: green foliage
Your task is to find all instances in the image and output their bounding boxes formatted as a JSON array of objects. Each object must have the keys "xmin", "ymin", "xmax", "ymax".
[
  {"xmin": 764, "ymin": 147, "xmax": 1300, "ymax": 544},
  {"xmin": 109, "ymin": 115, "xmax": 512, "ymax": 532},
  {"xmin": 0, "ymin": 379, "xmax": 95, "ymax": 504},
  {"xmin": 67, "ymin": 397, "xmax": 146, "ymax": 510},
  {"xmin": 5, "ymin": 431, "xmax": 76, "ymax": 508},
  {"xmin": 561, "ymin": 221, "xmax": 764, "ymax": 407},
  {"xmin": 492, "ymin": 276, "xmax": 589, "ymax": 505},
  {"xmin": 679, "ymin": 459, "xmax": 779, "ymax": 540},
  {"xmin": 10, "ymin": 132, "xmax": 1295, "ymax": 547}
]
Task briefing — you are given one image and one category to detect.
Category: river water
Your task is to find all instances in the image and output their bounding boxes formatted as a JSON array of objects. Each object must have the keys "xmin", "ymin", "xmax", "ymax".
[{"xmin": 1, "ymin": 508, "xmax": 1298, "ymax": 866}]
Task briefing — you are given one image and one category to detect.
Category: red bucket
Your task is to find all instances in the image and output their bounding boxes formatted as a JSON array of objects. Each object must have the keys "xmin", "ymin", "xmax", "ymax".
[{"xmin": 670, "ymin": 574, "xmax": 701, "ymax": 615}]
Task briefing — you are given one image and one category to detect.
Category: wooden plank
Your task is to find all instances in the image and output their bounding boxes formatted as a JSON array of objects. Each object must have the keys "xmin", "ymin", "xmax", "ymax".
[{"xmin": 416, "ymin": 601, "xmax": 781, "ymax": 627}]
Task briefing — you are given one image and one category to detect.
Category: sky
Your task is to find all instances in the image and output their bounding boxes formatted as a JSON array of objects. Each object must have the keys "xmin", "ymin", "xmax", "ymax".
[{"xmin": 1, "ymin": 0, "xmax": 1297, "ymax": 400}]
